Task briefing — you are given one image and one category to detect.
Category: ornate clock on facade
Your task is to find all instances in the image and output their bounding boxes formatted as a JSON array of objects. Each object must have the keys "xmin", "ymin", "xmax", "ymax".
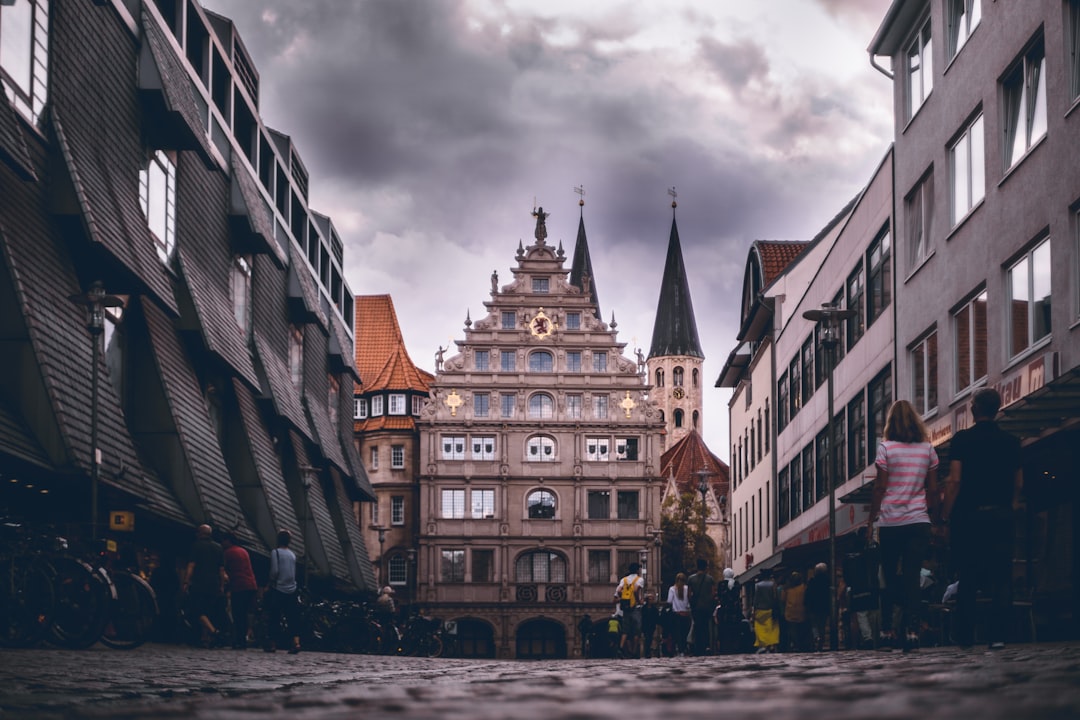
[
  {"xmin": 529, "ymin": 308, "xmax": 555, "ymax": 339},
  {"xmin": 672, "ymin": 387, "xmax": 685, "ymax": 400}
]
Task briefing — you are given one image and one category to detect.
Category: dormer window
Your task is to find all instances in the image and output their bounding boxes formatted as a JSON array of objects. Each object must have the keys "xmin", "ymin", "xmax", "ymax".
[
  {"xmin": 371, "ymin": 395, "xmax": 384, "ymax": 416},
  {"xmin": 532, "ymin": 277, "xmax": 549, "ymax": 293},
  {"xmin": 354, "ymin": 397, "xmax": 368, "ymax": 419},
  {"xmin": 389, "ymin": 393, "xmax": 406, "ymax": 415},
  {"xmin": 139, "ymin": 150, "xmax": 177, "ymax": 263},
  {"xmin": 0, "ymin": 0, "xmax": 50, "ymax": 125}
]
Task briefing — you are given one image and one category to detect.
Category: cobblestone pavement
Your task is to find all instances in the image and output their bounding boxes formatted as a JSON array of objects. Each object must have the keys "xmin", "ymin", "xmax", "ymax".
[{"xmin": 2, "ymin": 643, "xmax": 1080, "ymax": 719}]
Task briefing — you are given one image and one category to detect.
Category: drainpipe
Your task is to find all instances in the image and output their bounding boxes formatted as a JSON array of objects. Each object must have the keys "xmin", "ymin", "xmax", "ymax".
[{"xmin": 869, "ymin": 52, "xmax": 894, "ymax": 80}]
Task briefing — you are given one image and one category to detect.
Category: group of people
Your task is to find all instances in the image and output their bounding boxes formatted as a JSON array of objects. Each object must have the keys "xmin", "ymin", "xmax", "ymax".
[
  {"xmin": 753, "ymin": 389, "xmax": 1022, "ymax": 654},
  {"xmin": 182, "ymin": 525, "xmax": 303, "ymax": 654}
]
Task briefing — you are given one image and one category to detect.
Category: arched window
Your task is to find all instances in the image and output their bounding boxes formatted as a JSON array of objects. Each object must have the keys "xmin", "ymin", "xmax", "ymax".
[
  {"xmin": 658, "ymin": 410, "xmax": 665, "ymax": 423},
  {"xmin": 655, "ymin": 369, "xmax": 665, "ymax": 387},
  {"xmin": 674, "ymin": 409, "xmax": 684, "ymax": 428},
  {"xmin": 693, "ymin": 410, "xmax": 700, "ymax": 429},
  {"xmin": 526, "ymin": 489, "xmax": 557, "ymax": 518},
  {"xmin": 515, "ymin": 550, "xmax": 567, "ymax": 582},
  {"xmin": 526, "ymin": 435, "xmax": 556, "ymax": 462},
  {"xmin": 529, "ymin": 351, "xmax": 553, "ymax": 373},
  {"xmin": 673, "ymin": 366, "xmax": 684, "ymax": 387},
  {"xmin": 692, "ymin": 368, "xmax": 699, "ymax": 388},
  {"xmin": 528, "ymin": 393, "xmax": 554, "ymax": 419}
]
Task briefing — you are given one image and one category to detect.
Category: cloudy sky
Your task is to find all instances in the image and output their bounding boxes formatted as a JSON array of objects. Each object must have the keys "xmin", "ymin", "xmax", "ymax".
[{"xmin": 203, "ymin": 0, "xmax": 897, "ymax": 463}]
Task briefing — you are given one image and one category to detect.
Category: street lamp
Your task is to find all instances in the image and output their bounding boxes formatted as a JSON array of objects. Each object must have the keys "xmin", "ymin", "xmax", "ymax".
[
  {"xmin": 650, "ymin": 528, "xmax": 663, "ymax": 599},
  {"xmin": 68, "ymin": 281, "xmax": 123, "ymax": 541},
  {"xmin": 371, "ymin": 524, "xmax": 387, "ymax": 587},
  {"xmin": 803, "ymin": 301, "xmax": 857, "ymax": 652},
  {"xmin": 298, "ymin": 464, "xmax": 318, "ymax": 591}
]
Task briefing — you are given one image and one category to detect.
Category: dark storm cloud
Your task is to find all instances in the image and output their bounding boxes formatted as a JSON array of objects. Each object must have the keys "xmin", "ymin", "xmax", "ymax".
[{"xmin": 697, "ymin": 37, "xmax": 770, "ymax": 93}]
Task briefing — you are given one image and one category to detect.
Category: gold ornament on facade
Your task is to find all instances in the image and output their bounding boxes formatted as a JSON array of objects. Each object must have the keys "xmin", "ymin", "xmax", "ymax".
[
  {"xmin": 445, "ymin": 389, "xmax": 463, "ymax": 416},
  {"xmin": 529, "ymin": 308, "xmax": 556, "ymax": 339},
  {"xmin": 672, "ymin": 387, "xmax": 685, "ymax": 400},
  {"xmin": 620, "ymin": 391, "xmax": 636, "ymax": 418}
]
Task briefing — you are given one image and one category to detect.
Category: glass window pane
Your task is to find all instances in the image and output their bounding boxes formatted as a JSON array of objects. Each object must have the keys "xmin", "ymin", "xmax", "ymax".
[
  {"xmin": 973, "ymin": 292, "xmax": 988, "ymax": 380},
  {"xmin": 971, "ymin": 116, "xmax": 984, "ymax": 206},
  {"xmin": 1011, "ymin": 256, "xmax": 1031, "ymax": 356},
  {"xmin": 0, "ymin": 0, "xmax": 33, "ymax": 93},
  {"xmin": 1032, "ymin": 240, "xmax": 1052, "ymax": 342},
  {"xmin": 952, "ymin": 133, "xmax": 969, "ymax": 224}
]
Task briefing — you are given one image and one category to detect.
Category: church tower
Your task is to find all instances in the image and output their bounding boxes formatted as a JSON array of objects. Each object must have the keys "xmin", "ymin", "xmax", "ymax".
[{"xmin": 648, "ymin": 195, "xmax": 704, "ymax": 449}]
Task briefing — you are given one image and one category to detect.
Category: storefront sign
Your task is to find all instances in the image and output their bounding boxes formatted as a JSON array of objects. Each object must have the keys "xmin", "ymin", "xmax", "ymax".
[{"xmin": 110, "ymin": 511, "xmax": 135, "ymax": 532}]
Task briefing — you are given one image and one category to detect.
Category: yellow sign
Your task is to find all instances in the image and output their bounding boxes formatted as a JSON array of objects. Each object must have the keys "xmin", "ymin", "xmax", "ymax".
[
  {"xmin": 445, "ymin": 389, "xmax": 463, "ymax": 416},
  {"xmin": 110, "ymin": 511, "xmax": 135, "ymax": 532}
]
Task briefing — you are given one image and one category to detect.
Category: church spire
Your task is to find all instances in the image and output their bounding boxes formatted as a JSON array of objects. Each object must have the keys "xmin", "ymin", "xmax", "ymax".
[
  {"xmin": 569, "ymin": 188, "xmax": 601, "ymax": 319},
  {"xmin": 649, "ymin": 194, "xmax": 703, "ymax": 359}
]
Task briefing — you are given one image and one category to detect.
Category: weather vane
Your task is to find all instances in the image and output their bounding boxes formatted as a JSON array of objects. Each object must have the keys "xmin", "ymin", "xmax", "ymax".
[
  {"xmin": 668, "ymin": 186, "xmax": 677, "ymax": 209},
  {"xmin": 573, "ymin": 185, "xmax": 585, "ymax": 207}
]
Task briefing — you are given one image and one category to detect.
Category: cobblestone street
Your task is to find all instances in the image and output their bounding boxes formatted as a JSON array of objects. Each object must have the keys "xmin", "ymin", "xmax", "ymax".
[{"xmin": 2, "ymin": 642, "xmax": 1080, "ymax": 719}]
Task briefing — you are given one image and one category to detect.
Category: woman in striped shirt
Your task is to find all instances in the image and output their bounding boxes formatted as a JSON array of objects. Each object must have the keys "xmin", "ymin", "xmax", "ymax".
[{"xmin": 870, "ymin": 400, "xmax": 940, "ymax": 652}]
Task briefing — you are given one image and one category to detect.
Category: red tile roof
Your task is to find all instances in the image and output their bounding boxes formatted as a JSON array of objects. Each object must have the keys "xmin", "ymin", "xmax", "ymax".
[
  {"xmin": 353, "ymin": 415, "xmax": 420, "ymax": 433},
  {"xmin": 756, "ymin": 241, "xmax": 810, "ymax": 286},
  {"xmin": 660, "ymin": 430, "xmax": 730, "ymax": 496},
  {"xmin": 353, "ymin": 295, "xmax": 433, "ymax": 394}
]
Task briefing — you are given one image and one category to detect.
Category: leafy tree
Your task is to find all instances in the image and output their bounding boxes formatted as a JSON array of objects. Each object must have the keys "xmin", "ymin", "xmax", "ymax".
[{"xmin": 660, "ymin": 491, "xmax": 719, "ymax": 592}]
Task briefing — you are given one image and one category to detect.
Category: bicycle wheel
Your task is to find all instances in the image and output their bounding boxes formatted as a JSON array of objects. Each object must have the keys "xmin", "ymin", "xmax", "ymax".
[
  {"xmin": 47, "ymin": 558, "xmax": 111, "ymax": 649},
  {"xmin": 101, "ymin": 571, "xmax": 158, "ymax": 650},
  {"xmin": 0, "ymin": 556, "xmax": 54, "ymax": 648}
]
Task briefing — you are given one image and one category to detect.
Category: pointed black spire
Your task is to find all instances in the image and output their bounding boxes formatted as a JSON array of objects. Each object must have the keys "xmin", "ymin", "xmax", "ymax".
[
  {"xmin": 649, "ymin": 209, "xmax": 703, "ymax": 359},
  {"xmin": 569, "ymin": 199, "xmax": 601, "ymax": 319}
]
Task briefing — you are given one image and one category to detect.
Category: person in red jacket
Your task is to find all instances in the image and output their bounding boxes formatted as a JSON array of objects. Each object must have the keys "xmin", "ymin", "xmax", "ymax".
[{"xmin": 222, "ymin": 532, "xmax": 258, "ymax": 650}]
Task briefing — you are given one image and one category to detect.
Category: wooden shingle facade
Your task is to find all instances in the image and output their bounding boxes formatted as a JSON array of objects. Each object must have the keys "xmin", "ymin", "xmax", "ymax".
[{"xmin": 0, "ymin": 0, "xmax": 374, "ymax": 592}]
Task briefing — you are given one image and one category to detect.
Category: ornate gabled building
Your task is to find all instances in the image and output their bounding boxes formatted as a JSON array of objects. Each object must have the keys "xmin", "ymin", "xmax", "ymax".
[
  {"xmin": 659, "ymin": 430, "xmax": 731, "ymax": 573},
  {"xmin": 353, "ymin": 294, "xmax": 432, "ymax": 602},
  {"xmin": 0, "ymin": 0, "xmax": 374, "ymax": 593},
  {"xmin": 648, "ymin": 201, "xmax": 705, "ymax": 449},
  {"xmin": 416, "ymin": 203, "xmax": 664, "ymax": 659}
]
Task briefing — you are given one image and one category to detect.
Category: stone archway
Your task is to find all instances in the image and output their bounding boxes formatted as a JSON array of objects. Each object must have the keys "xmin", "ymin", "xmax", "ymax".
[
  {"xmin": 451, "ymin": 617, "xmax": 496, "ymax": 658},
  {"xmin": 515, "ymin": 617, "xmax": 567, "ymax": 659}
]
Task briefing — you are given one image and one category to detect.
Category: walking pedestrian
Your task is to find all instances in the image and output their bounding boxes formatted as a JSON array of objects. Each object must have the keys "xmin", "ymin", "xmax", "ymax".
[
  {"xmin": 843, "ymin": 526, "xmax": 882, "ymax": 649},
  {"xmin": 221, "ymin": 532, "xmax": 257, "ymax": 649},
  {"xmin": 667, "ymin": 572, "xmax": 691, "ymax": 656},
  {"xmin": 943, "ymin": 387, "xmax": 1023, "ymax": 650},
  {"xmin": 687, "ymin": 558, "xmax": 716, "ymax": 656},
  {"xmin": 183, "ymin": 524, "xmax": 226, "ymax": 648},
  {"xmin": 782, "ymin": 571, "xmax": 809, "ymax": 652},
  {"xmin": 263, "ymin": 529, "xmax": 301, "ymax": 654},
  {"xmin": 614, "ymin": 562, "xmax": 645, "ymax": 658},
  {"xmin": 578, "ymin": 613, "xmax": 593, "ymax": 657},
  {"xmin": 870, "ymin": 399, "xmax": 940, "ymax": 653},
  {"xmin": 714, "ymin": 568, "xmax": 743, "ymax": 654},
  {"xmin": 752, "ymin": 568, "xmax": 780, "ymax": 653},
  {"xmin": 804, "ymin": 563, "xmax": 830, "ymax": 651}
]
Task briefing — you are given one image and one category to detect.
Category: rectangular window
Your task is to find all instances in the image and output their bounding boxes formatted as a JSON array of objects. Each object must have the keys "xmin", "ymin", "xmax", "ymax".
[
  {"xmin": 593, "ymin": 352, "xmax": 608, "ymax": 372},
  {"xmin": 566, "ymin": 393, "xmax": 583, "ymax": 419},
  {"xmin": 815, "ymin": 430, "xmax": 829, "ymax": 501},
  {"xmin": 566, "ymin": 351, "xmax": 582, "ymax": 372},
  {"xmin": 441, "ymin": 435, "xmax": 466, "ymax": 461},
  {"xmin": 140, "ymin": 151, "xmax": 178, "ymax": 263},
  {"xmin": 389, "ymin": 393, "xmax": 406, "ymax": 415},
  {"xmin": 472, "ymin": 549, "xmax": 494, "ymax": 582},
  {"xmin": 327, "ymin": 374, "xmax": 340, "ymax": 427},
  {"xmin": 391, "ymin": 445, "xmax": 405, "ymax": 469},
  {"xmin": 616, "ymin": 550, "xmax": 638, "ymax": 576},
  {"xmin": 471, "ymin": 489, "xmax": 495, "ymax": 519},
  {"xmin": 868, "ymin": 365, "xmax": 892, "ymax": 461},
  {"xmin": 790, "ymin": 453, "xmax": 803, "ymax": 521},
  {"xmin": 354, "ymin": 397, "xmax": 367, "ymax": 420},
  {"xmin": 867, "ymin": 228, "xmax": 892, "ymax": 325},
  {"xmin": 800, "ymin": 338, "xmax": 814, "ymax": 406},
  {"xmin": 588, "ymin": 550, "xmax": 610, "ymax": 583},
  {"xmin": 529, "ymin": 352, "xmax": 553, "ymax": 372},
  {"xmin": 565, "ymin": 312, "xmax": 581, "ymax": 330},
  {"xmin": 788, "ymin": 356, "xmax": 801, "ymax": 419},
  {"xmin": 501, "ymin": 311, "xmax": 516, "ymax": 330},
  {"xmin": 440, "ymin": 549, "xmax": 465, "ymax": 583},
  {"xmin": 471, "ymin": 435, "xmax": 496, "ymax": 461},
  {"xmin": 832, "ymin": 411, "xmax": 846, "ymax": 487},
  {"xmin": 587, "ymin": 490, "xmax": 610, "ymax": 519},
  {"xmin": 391, "ymin": 495, "xmax": 405, "ymax": 525},
  {"xmin": 500, "ymin": 393, "xmax": 515, "ymax": 418},
  {"xmin": 947, "ymin": 0, "xmax": 981, "ymax": 59},
  {"xmin": 1003, "ymin": 39, "xmax": 1047, "ymax": 169},
  {"xmin": 616, "ymin": 491, "xmax": 639, "ymax": 520},
  {"xmin": 0, "ymin": 0, "xmax": 49, "ymax": 124},
  {"xmin": 475, "ymin": 350, "xmax": 490, "ymax": 371},
  {"xmin": 801, "ymin": 445, "xmax": 815, "ymax": 512},
  {"xmin": 906, "ymin": 171, "xmax": 934, "ymax": 270},
  {"xmin": 388, "ymin": 556, "xmax": 407, "ymax": 585},
  {"xmin": 369, "ymin": 446, "xmax": 379, "ymax": 470},
  {"xmin": 371, "ymin": 395, "xmax": 384, "ymax": 417},
  {"xmin": 526, "ymin": 436, "xmax": 555, "ymax": 461},
  {"xmin": 289, "ymin": 325, "xmax": 304, "ymax": 389},
  {"xmin": 950, "ymin": 114, "xmax": 985, "ymax": 226},
  {"xmin": 586, "ymin": 437, "xmax": 610, "ymax": 462},
  {"xmin": 777, "ymin": 372, "xmax": 790, "ymax": 431},
  {"xmin": 777, "ymin": 466, "xmax": 790, "ymax": 528},
  {"xmin": 500, "ymin": 351, "xmax": 516, "ymax": 372},
  {"xmin": 906, "ymin": 18, "xmax": 933, "ymax": 119},
  {"xmin": 846, "ymin": 263, "xmax": 866, "ymax": 350},
  {"xmin": 953, "ymin": 289, "xmax": 988, "ymax": 392},
  {"xmin": 911, "ymin": 331, "xmax": 939, "ymax": 415},
  {"xmin": 371, "ymin": 500, "xmax": 379, "ymax": 525},
  {"xmin": 441, "ymin": 490, "xmax": 465, "ymax": 519},
  {"xmin": 847, "ymin": 391, "xmax": 866, "ymax": 474},
  {"xmin": 813, "ymin": 324, "xmax": 827, "ymax": 390},
  {"xmin": 230, "ymin": 256, "xmax": 252, "ymax": 333},
  {"xmin": 1071, "ymin": 0, "xmax": 1080, "ymax": 101},
  {"xmin": 473, "ymin": 392, "xmax": 490, "ymax": 418},
  {"xmin": 412, "ymin": 396, "xmax": 423, "ymax": 415},
  {"xmin": 615, "ymin": 437, "xmax": 639, "ymax": 461},
  {"xmin": 593, "ymin": 394, "xmax": 608, "ymax": 419},
  {"xmin": 1008, "ymin": 237, "xmax": 1052, "ymax": 357},
  {"xmin": 532, "ymin": 277, "xmax": 549, "ymax": 293}
]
